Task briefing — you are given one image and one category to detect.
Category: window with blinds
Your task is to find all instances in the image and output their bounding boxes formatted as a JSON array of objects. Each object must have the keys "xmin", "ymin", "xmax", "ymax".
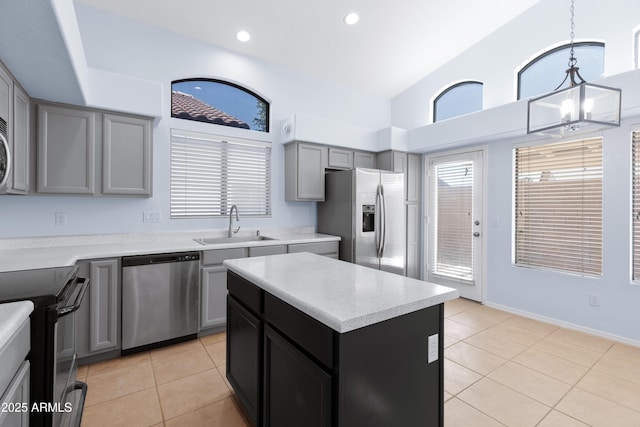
[
  {"xmin": 170, "ymin": 129, "xmax": 271, "ymax": 218},
  {"xmin": 632, "ymin": 132, "xmax": 640, "ymax": 280},
  {"xmin": 514, "ymin": 137, "xmax": 602, "ymax": 276}
]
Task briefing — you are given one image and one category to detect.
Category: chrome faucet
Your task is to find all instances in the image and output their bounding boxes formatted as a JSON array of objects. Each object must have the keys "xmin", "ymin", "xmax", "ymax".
[{"xmin": 228, "ymin": 205, "xmax": 240, "ymax": 237}]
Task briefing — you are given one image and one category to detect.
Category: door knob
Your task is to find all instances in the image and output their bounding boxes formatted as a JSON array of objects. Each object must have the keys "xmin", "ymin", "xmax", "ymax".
[{"xmin": 473, "ymin": 232, "xmax": 480, "ymax": 237}]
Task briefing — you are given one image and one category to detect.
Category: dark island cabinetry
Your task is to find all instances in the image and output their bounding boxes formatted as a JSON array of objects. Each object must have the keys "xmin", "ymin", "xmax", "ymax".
[{"xmin": 226, "ymin": 270, "xmax": 446, "ymax": 427}]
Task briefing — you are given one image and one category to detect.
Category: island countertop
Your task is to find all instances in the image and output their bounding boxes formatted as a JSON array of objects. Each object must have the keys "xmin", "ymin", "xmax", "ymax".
[{"xmin": 223, "ymin": 252, "xmax": 459, "ymax": 333}]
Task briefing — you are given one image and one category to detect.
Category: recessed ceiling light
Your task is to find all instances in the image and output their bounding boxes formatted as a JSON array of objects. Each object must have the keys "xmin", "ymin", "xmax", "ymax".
[
  {"xmin": 344, "ymin": 12, "xmax": 359, "ymax": 25},
  {"xmin": 236, "ymin": 30, "xmax": 251, "ymax": 42}
]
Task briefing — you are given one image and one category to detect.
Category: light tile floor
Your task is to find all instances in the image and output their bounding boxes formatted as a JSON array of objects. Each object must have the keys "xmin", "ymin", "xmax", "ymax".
[{"xmin": 78, "ymin": 299, "xmax": 640, "ymax": 426}]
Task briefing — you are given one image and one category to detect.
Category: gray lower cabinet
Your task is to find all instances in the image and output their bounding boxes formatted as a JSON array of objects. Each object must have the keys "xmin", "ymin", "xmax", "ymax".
[
  {"xmin": 76, "ymin": 258, "xmax": 121, "ymax": 360},
  {"xmin": 0, "ymin": 361, "xmax": 30, "ymax": 427},
  {"xmin": 285, "ymin": 142, "xmax": 327, "ymax": 201},
  {"xmin": 201, "ymin": 242, "xmax": 336, "ymax": 332},
  {"xmin": 36, "ymin": 101, "xmax": 152, "ymax": 197},
  {"xmin": 288, "ymin": 241, "xmax": 339, "ymax": 259},
  {"xmin": 249, "ymin": 245, "xmax": 287, "ymax": 257},
  {"xmin": 200, "ymin": 248, "xmax": 247, "ymax": 331}
]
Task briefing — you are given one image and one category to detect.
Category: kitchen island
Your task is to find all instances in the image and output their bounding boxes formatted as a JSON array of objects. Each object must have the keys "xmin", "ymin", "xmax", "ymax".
[{"xmin": 223, "ymin": 252, "xmax": 458, "ymax": 427}]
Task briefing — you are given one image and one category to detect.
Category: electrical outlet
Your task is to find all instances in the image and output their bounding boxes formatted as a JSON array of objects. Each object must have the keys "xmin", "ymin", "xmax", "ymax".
[
  {"xmin": 589, "ymin": 293, "xmax": 600, "ymax": 307},
  {"xmin": 143, "ymin": 211, "xmax": 162, "ymax": 223},
  {"xmin": 54, "ymin": 212, "xmax": 67, "ymax": 226},
  {"xmin": 428, "ymin": 334, "xmax": 439, "ymax": 363}
]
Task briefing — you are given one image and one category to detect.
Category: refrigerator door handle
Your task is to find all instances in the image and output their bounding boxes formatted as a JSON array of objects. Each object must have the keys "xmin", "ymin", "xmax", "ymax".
[
  {"xmin": 380, "ymin": 185, "xmax": 386, "ymax": 258},
  {"xmin": 375, "ymin": 185, "xmax": 381, "ymax": 256}
]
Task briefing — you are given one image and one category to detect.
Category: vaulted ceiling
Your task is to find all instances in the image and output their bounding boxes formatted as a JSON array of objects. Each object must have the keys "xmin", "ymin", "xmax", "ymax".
[{"xmin": 74, "ymin": 0, "xmax": 541, "ymax": 98}]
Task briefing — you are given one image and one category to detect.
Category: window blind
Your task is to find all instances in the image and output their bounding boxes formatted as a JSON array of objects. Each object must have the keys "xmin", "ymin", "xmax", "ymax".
[
  {"xmin": 632, "ymin": 132, "xmax": 640, "ymax": 280},
  {"xmin": 432, "ymin": 161, "xmax": 474, "ymax": 281},
  {"xmin": 514, "ymin": 138, "xmax": 602, "ymax": 276},
  {"xmin": 170, "ymin": 129, "xmax": 271, "ymax": 218}
]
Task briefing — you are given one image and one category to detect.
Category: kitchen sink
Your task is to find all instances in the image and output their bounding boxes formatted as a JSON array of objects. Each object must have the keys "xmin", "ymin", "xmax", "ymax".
[{"xmin": 193, "ymin": 235, "xmax": 277, "ymax": 245}]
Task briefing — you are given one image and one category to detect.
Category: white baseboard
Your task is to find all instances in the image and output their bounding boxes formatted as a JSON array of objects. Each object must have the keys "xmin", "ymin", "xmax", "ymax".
[{"xmin": 484, "ymin": 301, "xmax": 640, "ymax": 348}]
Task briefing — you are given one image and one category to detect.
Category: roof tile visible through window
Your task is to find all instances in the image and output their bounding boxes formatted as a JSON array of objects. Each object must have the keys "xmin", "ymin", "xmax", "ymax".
[{"xmin": 171, "ymin": 90, "xmax": 250, "ymax": 129}]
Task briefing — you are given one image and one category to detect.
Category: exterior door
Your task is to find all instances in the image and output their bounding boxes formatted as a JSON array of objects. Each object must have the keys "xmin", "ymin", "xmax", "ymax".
[{"xmin": 426, "ymin": 149, "xmax": 484, "ymax": 301}]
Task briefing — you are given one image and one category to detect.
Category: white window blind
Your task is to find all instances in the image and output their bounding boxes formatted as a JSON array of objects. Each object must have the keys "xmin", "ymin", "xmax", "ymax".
[
  {"xmin": 514, "ymin": 138, "xmax": 602, "ymax": 276},
  {"xmin": 632, "ymin": 131, "xmax": 640, "ymax": 280},
  {"xmin": 432, "ymin": 161, "xmax": 474, "ymax": 281},
  {"xmin": 170, "ymin": 129, "xmax": 271, "ymax": 218}
]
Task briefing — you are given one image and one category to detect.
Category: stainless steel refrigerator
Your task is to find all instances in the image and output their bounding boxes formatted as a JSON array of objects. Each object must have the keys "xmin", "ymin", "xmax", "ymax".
[{"xmin": 318, "ymin": 168, "xmax": 406, "ymax": 275}]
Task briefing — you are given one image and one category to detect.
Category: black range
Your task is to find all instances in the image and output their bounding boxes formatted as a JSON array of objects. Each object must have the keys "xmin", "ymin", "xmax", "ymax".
[{"xmin": 0, "ymin": 265, "xmax": 89, "ymax": 427}]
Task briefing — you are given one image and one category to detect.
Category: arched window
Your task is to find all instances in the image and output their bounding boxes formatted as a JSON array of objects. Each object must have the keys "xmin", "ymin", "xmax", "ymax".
[
  {"xmin": 171, "ymin": 79, "xmax": 270, "ymax": 132},
  {"xmin": 433, "ymin": 81, "xmax": 483, "ymax": 123},
  {"xmin": 518, "ymin": 42, "xmax": 604, "ymax": 100},
  {"xmin": 635, "ymin": 29, "xmax": 640, "ymax": 69}
]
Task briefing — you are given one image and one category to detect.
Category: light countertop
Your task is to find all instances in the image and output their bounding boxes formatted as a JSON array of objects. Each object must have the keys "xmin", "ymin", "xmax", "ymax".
[
  {"xmin": 224, "ymin": 252, "xmax": 459, "ymax": 333},
  {"xmin": 0, "ymin": 228, "xmax": 339, "ymax": 272},
  {"xmin": 0, "ymin": 301, "xmax": 33, "ymax": 350}
]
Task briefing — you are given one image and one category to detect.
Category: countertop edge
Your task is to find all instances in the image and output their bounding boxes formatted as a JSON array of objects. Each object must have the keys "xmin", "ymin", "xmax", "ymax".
[
  {"xmin": 0, "ymin": 232, "xmax": 340, "ymax": 272},
  {"xmin": 224, "ymin": 256, "xmax": 459, "ymax": 333},
  {"xmin": 0, "ymin": 301, "xmax": 34, "ymax": 349}
]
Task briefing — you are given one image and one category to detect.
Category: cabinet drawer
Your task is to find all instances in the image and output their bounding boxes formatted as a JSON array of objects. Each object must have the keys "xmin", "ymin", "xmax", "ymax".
[
  {"xmin": 227, "ymin": 271, "xmax": 263, "ymax": 314},
  {"xmin": 264, "ymin": 293, "xmax": 333, "ymax": 368},
  {"xmin": 288, "ymin": 241, "xmax": 338, "ymax": 256},
  {"xmin": 203, "ymin": 248, "xmax": 247, "ymax": 265},
  {"xmin": 249, "ymin": 245, "xmax": 287, "ymax": 257}
]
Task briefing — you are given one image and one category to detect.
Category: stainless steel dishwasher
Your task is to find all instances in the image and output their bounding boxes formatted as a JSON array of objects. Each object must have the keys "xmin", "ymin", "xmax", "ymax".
[{"xmin": 121, "ymin": 252, "xmax": 200, "ymax": 353}]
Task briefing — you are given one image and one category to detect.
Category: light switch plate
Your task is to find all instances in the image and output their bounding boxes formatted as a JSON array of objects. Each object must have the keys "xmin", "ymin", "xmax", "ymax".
[{"xmin": 428, "ymin": 334, "xmax": 438, "ymax": 363}]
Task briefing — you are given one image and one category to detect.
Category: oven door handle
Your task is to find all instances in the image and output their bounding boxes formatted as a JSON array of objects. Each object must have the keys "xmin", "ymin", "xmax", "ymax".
[
  {"xmin": 71, "ymin": 381, "xmax": 88, "ymax": 427},
  {"xmin": 57, "ymin": 277, "xmax": 89, "ymax": 316}
]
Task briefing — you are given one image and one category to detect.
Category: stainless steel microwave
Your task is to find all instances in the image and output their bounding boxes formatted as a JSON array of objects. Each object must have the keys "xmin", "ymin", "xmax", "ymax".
[{"xmin": 0, "ymin": 117, "xmax": 10, "ymax": 189}]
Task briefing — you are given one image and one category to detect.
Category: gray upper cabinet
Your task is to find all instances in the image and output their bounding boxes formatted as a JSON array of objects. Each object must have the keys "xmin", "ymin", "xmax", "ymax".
[
  {"xmin": 37, "ymin": 103, "xmax": 96, "ymax": 194},
  {"xmin": 36, "ymin": 101, "xmax": 152, "ymax": 197},
  {"xmin": 377, "ymin": 150, "xmax": 407, "ymax": 174},
  {"xmin": 328, "ymin": 147, "xmax": 353, "ymax": 170},
  {"xmin": 102, "ymin": 113, "xmax": 151, "ymax": 196},
  {"xmin": 10, "ymin": 85, "xmax": 29, "ymax": 194},
  {"xmin": 353, "ymin": 151, "xmax": 376, "ymax": 168},
  {"xmin": 285, "ymin": 142, "xmax": 327, "ymax": 201},
  {"xmin": 406, "ymin": 153, "xmax": 421, "ymax": 202},
  {"xmin": 328, "ymin": 147, "xmax": 376, "ymax": 170}
]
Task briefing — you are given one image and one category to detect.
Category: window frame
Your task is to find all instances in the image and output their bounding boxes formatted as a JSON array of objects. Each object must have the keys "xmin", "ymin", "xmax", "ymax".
[
  {"xmin": 513, "ymin": 137, "xmax": 603, "ymax": 277},
  {"xmin": 517, "ymin": 42, "xmax": 605, "ymax": 100},
  {"xmin": 433, "ymin": 80, "xmax": 483, "ymax": 123},
  {"xmin": 171, "ymin": 78, "xmax": 270, "ymax": 132}
]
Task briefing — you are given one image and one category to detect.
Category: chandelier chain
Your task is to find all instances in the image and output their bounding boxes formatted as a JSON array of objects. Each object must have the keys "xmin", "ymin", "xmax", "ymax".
[{"xmin": 568, "ymin": 0, "xmax": 576, "ymax": 67}]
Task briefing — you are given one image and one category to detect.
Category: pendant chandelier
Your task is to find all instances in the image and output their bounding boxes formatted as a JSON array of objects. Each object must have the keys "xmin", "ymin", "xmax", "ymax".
[{"xmin": 527, "ymin": 0, "xmax": 621, "ymax": 136}]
